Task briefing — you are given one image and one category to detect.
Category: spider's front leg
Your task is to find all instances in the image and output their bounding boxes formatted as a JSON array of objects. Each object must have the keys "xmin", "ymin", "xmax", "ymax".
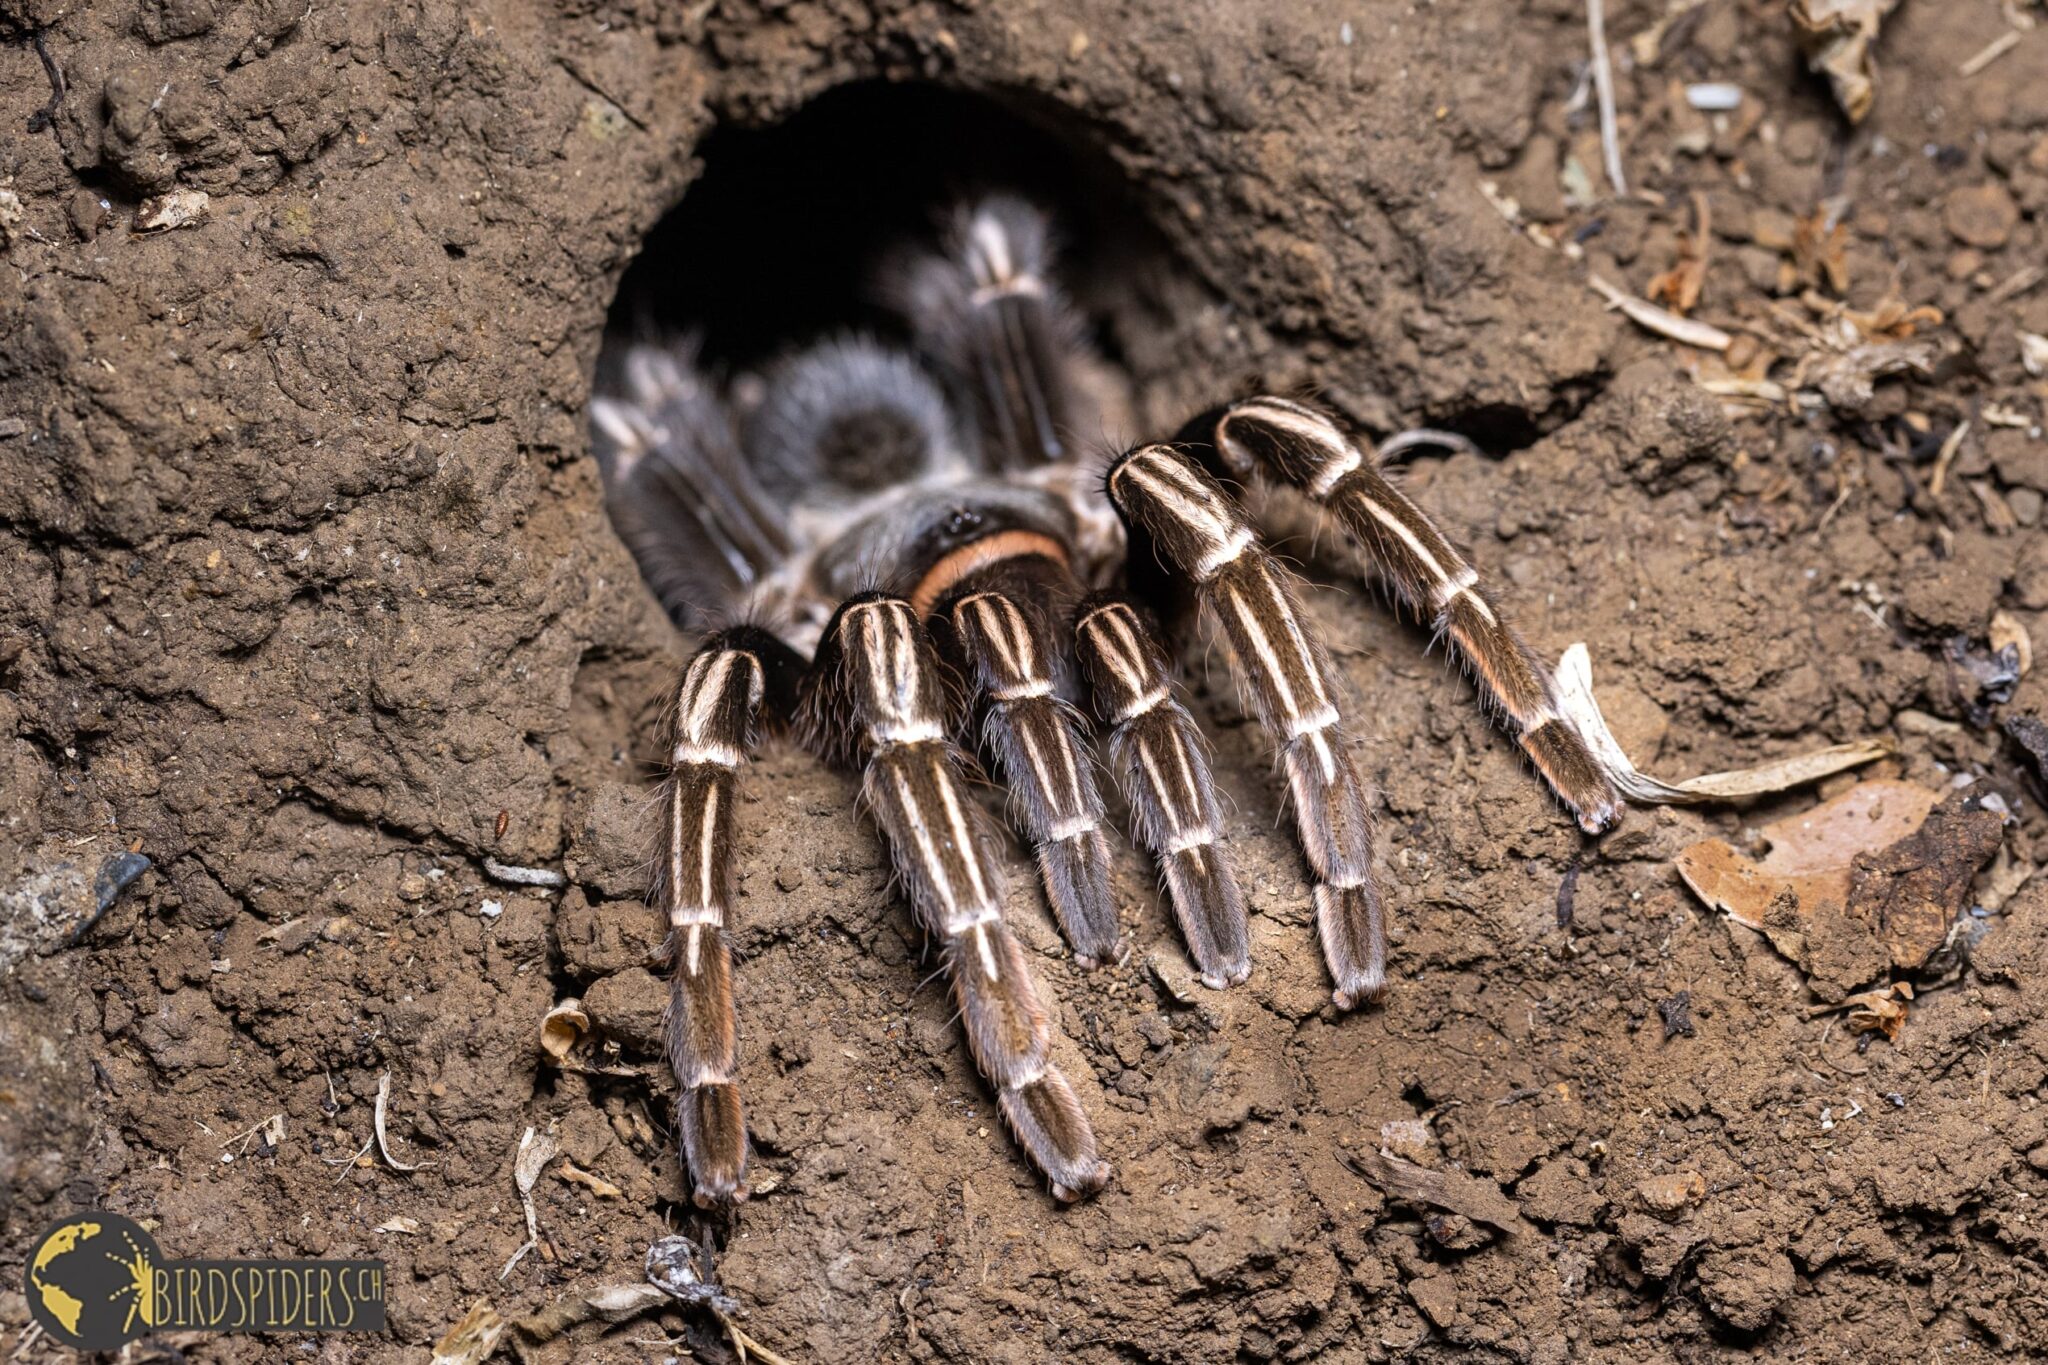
[
  {"xmin": 1108, "ymin": 446, "xmax": 1387, "ymax": 1008},
  {"xmin": 655, "ymin": 626, "xmax": 804, "ymax": 1207},
  {"xmin": 808, "ymin": 593, "xmax": 1111, "ymax": 1201},
  {"xmin": 926, "ymin": 564, "xmax": 1121, "ymax": 968},
  {"xmin": 1201, "ymin": 397, "xmax": 1622, "ymax": 835}
]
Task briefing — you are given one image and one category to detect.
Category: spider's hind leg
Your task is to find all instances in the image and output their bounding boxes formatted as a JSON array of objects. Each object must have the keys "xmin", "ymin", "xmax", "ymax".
[{"xmin": 1204, "ymin": 396, "xmax": 1622, "ymax": 835}]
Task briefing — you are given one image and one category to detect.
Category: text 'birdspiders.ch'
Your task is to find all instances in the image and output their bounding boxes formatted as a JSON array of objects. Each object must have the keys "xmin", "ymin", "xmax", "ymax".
[{"xmin": 590, "ymin": 194, "xmax": 1624, "ymax": 1207}]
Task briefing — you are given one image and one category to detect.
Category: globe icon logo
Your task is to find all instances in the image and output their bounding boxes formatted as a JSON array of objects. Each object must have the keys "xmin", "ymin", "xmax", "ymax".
[{"xmin": 24, "ymin": 1212, "xmax": 163, "ymax": 1351}]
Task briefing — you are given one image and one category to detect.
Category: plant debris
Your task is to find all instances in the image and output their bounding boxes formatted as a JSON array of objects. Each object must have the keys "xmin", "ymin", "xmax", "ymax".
[
  {"xmin": 132, "ymin": 189, "xmax": 210, "ymax": 233},
  {"xmin": 1341, "ymin": 1148, "xmax": 1524, "ymax": 1234},
  {"xmin": 1845, "ymin": 797, "xmax": 2004, "ymax": 971},
  {"xmin": 1658, "ymin": 992, "xmax": 1696, "ymax": 1040},
  {"xmin": 500, "ymin": 1124, "xmax": 560, "ymax": 1280},
  {"xmin": 540, "ymin": 998, "xmax": 591, "ymax": 1063},
  {"xmin": 374, "ymin": 1071, "xmax": 434, "ymax": 1173},
  {"xmin": 1646, "ymin": 192, "xmax": 1713, "ymax": 315},
  {"xmin": 1677, "ymin": 782, "xmax": 2004, "ymax": 1001},
  {"xmin": 1811, "ymin": 982, "xmax": 1914, "ymax": 1040},
  {"xmin": 1556, "ymin": 644, "xmax": 1889, "ymax": 804},
  {"xmin": 1674, "ymin": 779, "xmax": 1934, "ymax": 955},
  {"xmin": 1589, "ymin": 274, "xmax": 1732, "ymax": 351},
  {"xmin": 1789, "ymin": 0, "xmax": 1901, "ymax": 123},
  {"xmin": 431, "ymin": 1300, "xmax": 507, "ymax": 1365},
  {"xmin": 647, "ymin": 1235, "xmax": 798, "ymax": 1365}
]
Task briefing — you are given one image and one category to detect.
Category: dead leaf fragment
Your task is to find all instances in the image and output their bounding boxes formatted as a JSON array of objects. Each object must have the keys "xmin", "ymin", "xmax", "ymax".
[
  {"xmin": 1845, "ymin": 796, "xmax": 2004, "ymax": 970},
  {"xmin": 432, "ymin": 1299, "xmax": 507, "ymax": 1365},
  {"xmin": 1342, "ymin": 1148, "xmax": 1523, "ymax": 1233},
  {"xmin": 1991, "ymin": 610, "xmax": 2032, "ymax": 678},
  {"xmin": 501, "ymin": 1124, "xmax": 560, "ymax": 1280},
  {"xmin": 511, "ymin": 1282, "xmax": 668, "ymax": 1343},
  {"xmin": 133, "ymin": 189, "xmax": 210, "ymax": 233},
  {"xmin": 1790, "ymin": 0, "xmax": 1901, "ymax": 123},
  {"xmin": 1589, "ymin": 274, "xmax": 1733, "ymax": 351},
  {"xmin": 1647, "ymin": 192, "xmax": 1714, "ymax": 315},
  {"xmin": 539, "ymin": 998, "xmax": 589, "ymax": 1063},
  {"xmin": 1813, "ymin": 981, "xmax": 1914, "ymax": 1040},
  {"xmin": 1676, "ymin": 779, "xmax": 1940, "ymax": 959}
]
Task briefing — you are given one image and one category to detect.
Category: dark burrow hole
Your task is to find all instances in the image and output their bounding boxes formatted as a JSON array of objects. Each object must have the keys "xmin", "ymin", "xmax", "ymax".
[{"xmin": 601, "ymin": 80, "xmax": 1176, "ymax": 376}]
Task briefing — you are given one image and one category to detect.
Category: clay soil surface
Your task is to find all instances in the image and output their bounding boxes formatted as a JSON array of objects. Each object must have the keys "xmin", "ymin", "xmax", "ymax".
[{"xmin": 5, "ymin": 0, "xmax": 2048, "ymax": 1360}]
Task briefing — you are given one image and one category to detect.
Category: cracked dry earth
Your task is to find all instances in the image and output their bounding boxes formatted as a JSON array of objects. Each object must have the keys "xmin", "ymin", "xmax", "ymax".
[{"xmin": 5, "ymin": 0, "xmax": 2048, "ymax": 1360}]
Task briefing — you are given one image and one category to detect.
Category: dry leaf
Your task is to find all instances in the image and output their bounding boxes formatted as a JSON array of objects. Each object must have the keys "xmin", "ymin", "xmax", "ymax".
[
  {"xmin": 501, "ymin": 1124, "xmax": 561, "ymax": 1280},
  {"xmin": 1845, "ymin": 797, "xmax": 2004, "ymax": 970},
  {"xmin": 1555, "ymin": 643, "xmax": 1890, "ymax": 804},
  {"xmin": 1790, "ymin": 0, "xmax": 1902, "ymax": 123},
  {"xmin": 1789, "ymin": 208, "xmax": 1850, "ymax": 295},
  {"xmin": 1647, "ymin": 193, "xmax": 1714, "ymax": 315},
  {"xmin": 510, "ymin": 1283, "xmax": 669, "ymax": 1343},
  {"xmin": 374, "ymin": 1071, "xmax": 433, "ymax": 1173},
  {"xmin": 1798, "ymin": 335, "xmax": 1950, "ymax": 414},
  {"xmin": 133, "ymin": 189, "xmax": 210, "ymax": 233},
  {"xmin": 2020, "ymin": 331, "xmax": 2048, "ymax": 378},
  {"xmin": 1808, "ymin": 982, "xmax": 1914, "ymax": 1040},
  {"xmin": 1675, "ymin": 780, "xmax": 1940, "ymax": 958},
  {"xmin": 539, "ymin": 999, "xmax": 589, "ymax": 1062},
  {"xmin": 376, "ymin": 1215, "xmax": 423, "ymax": 1235},
  {"xmin": 432, "ymin": 1299, "xmax": 507, "ymax": 1365},
  {"xmin": 1837, "ymin": 982, "xmax": 1913, "ymax": 1040},
  {"xmin": 1341, "ymin": 1148, "xmax": 1524, "ymax": 1233}
]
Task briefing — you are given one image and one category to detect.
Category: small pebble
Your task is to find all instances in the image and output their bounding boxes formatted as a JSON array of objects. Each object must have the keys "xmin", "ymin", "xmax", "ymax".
[
  {"xmin": 1637, "ymin": 1169, "xmax": 1706, "ymax": 1219},
  {"xmin": 1943, "ymin": 183, "xmax": 2019, "ymax": 249}
]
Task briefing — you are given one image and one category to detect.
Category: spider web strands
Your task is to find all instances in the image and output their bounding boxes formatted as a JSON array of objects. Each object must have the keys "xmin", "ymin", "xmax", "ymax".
[
  {"xmin": 1107, "ymin": 445, "xmax": 1386, "ymax": 1008},
  {"xmin": 1214, "ymin": 396, "xmax": 1622, "ymax": 835},
  {"xmin": 945, "ymin": 585, "xmax": 1122, "ymax": 966},
  {"xmin": 655, "ymin": 634, "xmax": 774, "ymax": 1208},
  {"xmin": 1074, "ymin": 594, "xmax": 1251, "ymax": 989},
  {"xmin": 821, "ymin": 595, "xmax": 1110, "ymax": 1201}
]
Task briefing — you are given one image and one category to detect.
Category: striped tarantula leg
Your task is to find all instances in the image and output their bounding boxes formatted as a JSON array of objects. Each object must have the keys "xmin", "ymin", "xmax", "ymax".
[
  {"xmin": 1210, "ymin": 396, "xmax": 1622, "ymax": 835},
  {"xmin": 1107, "ymin": 447, "xmax": 1386, "ymax": 1008},
  {"xmin": 655, "ymin": 626, "xmax": 803, "ymax": 1208},
  {"xmin": 887, "ymin": 195, "xmax": 1079, "ymax": 468},
  {"xmin": 943, "ymin": 586, "xmax": 1122, "ymax": 968},
  {"xmin": 1072, "ymin": 593, "xmax": 1251, "ymax": 989},
  {"xmin": 810, "ymin": 594, "xmax": 1110, "ymax": 1200}
]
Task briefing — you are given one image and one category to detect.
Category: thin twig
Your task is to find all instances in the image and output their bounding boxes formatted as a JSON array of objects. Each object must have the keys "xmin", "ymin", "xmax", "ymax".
[
  {"xmin": 1928, "ymin": 420, "xmax": 1970, "ymax": 500},
  {"xmin": 718, "ymin": 1311, "xmax": 799, "ymax": 1365},
  {"xmin": 1959, "ymin": 29, "xmax": 2022, "ymax": 77},
  {"xmin": 1587, "ymin": 0, "xmax": 1628, "ymax": 195},
  {"xmin": 374, "ymin": 1071, "xmax": 433, "ymax": 1172},
  {"xmin": 1588, "ymin": 274, "xmax": 1732, "ymax": 350}
]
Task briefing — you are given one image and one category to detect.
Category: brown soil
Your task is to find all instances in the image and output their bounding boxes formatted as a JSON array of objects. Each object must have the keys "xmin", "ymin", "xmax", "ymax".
[{"xmin": 4, "ymin": 0, "xmax": 2048, "ymax": 1360}]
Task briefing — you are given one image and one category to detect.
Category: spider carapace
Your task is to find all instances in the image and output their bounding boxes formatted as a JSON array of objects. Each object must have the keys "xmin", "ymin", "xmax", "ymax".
[{"xmin": 591, "ymin": 194, "xmax": 1622, "ymax": 1207}]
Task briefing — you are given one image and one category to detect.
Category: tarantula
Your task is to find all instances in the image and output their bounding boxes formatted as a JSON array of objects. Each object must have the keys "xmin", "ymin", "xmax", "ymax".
[{"xmin": 590, "ymin": 195, "xmax": 1623, "ymax": 1207}]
